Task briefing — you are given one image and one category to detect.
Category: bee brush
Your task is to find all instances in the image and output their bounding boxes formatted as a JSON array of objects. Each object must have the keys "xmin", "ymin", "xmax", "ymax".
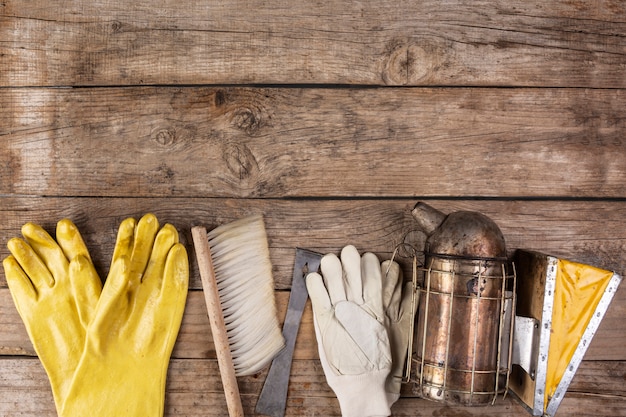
[{"xmin": 191, "ymin": 215, "xmax": 285, "ymax": 417}]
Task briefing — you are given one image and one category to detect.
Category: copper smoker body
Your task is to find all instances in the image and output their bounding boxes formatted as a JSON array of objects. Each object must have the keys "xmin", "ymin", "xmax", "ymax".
[{"xmin": 412, "ymin": 203, "xmax": 508, "ymax": 405}]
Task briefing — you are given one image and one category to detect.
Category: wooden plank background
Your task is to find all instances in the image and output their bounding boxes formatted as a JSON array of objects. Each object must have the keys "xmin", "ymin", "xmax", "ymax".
[{"xmin": 1, "ymin": 1, "xmax": 625, "ymax": 416}]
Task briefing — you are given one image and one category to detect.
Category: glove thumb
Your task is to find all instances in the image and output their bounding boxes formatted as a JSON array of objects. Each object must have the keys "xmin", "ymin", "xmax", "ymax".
[{"xmin": 335, "ymin": 301, "xmax": 392, "ymax": 370}]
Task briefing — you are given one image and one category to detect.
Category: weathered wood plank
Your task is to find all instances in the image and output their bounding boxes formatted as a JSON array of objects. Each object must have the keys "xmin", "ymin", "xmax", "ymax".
[
  {"xmin": 2, "ymin": 3, "xmax": 624, "ymax": 417},
  {"xmin": 0, "ymin": 291, "xmax": 318, "ymax": 367},
  {"xmin": 1, "ymin": 358, "xmax": 624, "ymax": 416},
  {"xmin": 1, "ymin": 198, "xmax": 625, "ymax": 287},
  {"xmin": 1, "ymin": 197, "xmax": 625, "ymax": 286},
  {"xmin": 2, "ymin": 87, "xmax": 625, "ymax": 198},
  {"xmin": 2, "ymin": 197, "xmax": 624, "ymax": 362},
  {"xmin": 568, "ymin": 360, "xmax": 626, "ymax": 397},
  {"xmin": 3, "ymin": 284, "xmax": 624, "ymax": 362},
  {"xmin": 1, "ymin": 1, "xmax": 625, "ymax": 87}
]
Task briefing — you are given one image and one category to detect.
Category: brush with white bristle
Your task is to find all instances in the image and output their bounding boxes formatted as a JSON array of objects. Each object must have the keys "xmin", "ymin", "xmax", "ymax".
[{"xmin": 191, "ymin": 215, "xmax": 285, "ymax": 417}]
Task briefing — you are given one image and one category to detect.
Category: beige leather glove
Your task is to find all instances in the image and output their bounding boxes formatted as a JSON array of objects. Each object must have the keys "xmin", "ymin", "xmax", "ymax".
[
  {"xmin": 60, "ymin": 214, "xmax": 189, "ymax": 417},
  {"xmin": 306, "ymin": 245, "xmax": 393, "ymax": 417},
  {"xmin": 381, "ymin": 260, "xmax": 415, "ymax": 406},
  {"xmin": 3, "ymin": 219, "xmax": 103, "ymax": 414}
]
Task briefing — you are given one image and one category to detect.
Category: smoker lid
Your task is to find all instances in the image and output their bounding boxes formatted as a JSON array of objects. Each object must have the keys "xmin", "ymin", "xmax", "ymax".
[{"xmin": 427, "ymin": 210, "xmax": 507, "ymax": 259}]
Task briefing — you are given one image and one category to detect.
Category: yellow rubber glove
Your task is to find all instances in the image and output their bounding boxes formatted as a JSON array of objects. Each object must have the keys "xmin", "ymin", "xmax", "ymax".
[
  {"xmin": 3, "ymin": 219, "xmax": 103, "ymax": 413},
  {"xmin": 60, "ymin": 214, "xmax": 189, "ymax": 417}
]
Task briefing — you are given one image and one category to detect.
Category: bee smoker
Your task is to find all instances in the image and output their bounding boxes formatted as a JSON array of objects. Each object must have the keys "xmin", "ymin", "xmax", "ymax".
[{"xmin": 410, "ymin": 202, "xmax": 515, "ymax": 405}]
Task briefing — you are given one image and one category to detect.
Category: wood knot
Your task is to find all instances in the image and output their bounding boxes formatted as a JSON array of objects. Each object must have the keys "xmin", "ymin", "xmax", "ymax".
[
  {"xmin": 232, "ymin": 106, "xmax": 264, "ymax": 135},
  {"xmin": 214, "ymin": 90, "xmax": 227, "ymax": 107},
  {"xmin": 154, "ymin": 163, "xmax": 175, "ymax": 180},
  {"xmin": 152, "ymin": 128, "xmax": 176, "ymax": 146},
  {"xmin": 381, "ymin": 38, "xmax": 441, "ymax": 85},
  {"xmin": 111, "ymin": 20, "xmax": 123, "ymax": 33},
  {"xmin": 223, "ymin": 142, "xmax": 259, "ymax": 181}
]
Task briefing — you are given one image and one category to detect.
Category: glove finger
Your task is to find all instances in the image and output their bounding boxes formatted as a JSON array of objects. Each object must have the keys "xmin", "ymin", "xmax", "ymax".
[
  {"xmin": 161, "ymin": 243, "xmax": 189, "ymax": 295},
  {"xmin": 319, "ymin": 253, "xmax": 346, "ymax": 305},
  {"xmin": 7, "ymin": 237, "xmax": 54, "ymax": 288},
  {"xmin": 340, "ymin": 245, "xmax": 363, "ymax": 304},
  {"xmin": 381, "ymin": 260, "xmax": 402, "ymax": 320},
  {"xmin": 69, "ymin": 255, "xmax": 103, "ymax": 328},
  {"xmin": 129, "ymin": 213, "xmax": 159, "ymax": 281},
  {"xmin": 306, "ymin": 272, "xmax": 332, "ymax": 315},
  {"xmin": 387, "ymin": 282, "xmax": 415, "ymax": 388},
  {"xmin": 335, "ymin": 301, "xmax": 391, "ymax": 366},
  {"xmin": 56, "ymin": 219, "xmax": 91, "ymax": 263},
  {"xmin": 142, "ymin": 224, "xmax": 179, "ymax": 284},
  {"xmin": 92, "ymin": 255, "xmax": 130, "ymax": 334},
  {"xmin": 157, "ymin": 243, "xmax": 189, "ymax": 330},
  {"xmin": 132, "ymin": 243, "xmax": 189, "ymax": 350},
  {"xmin": 111, "ymin": 217, "xmax": 136, "ymax": 265},
  {"xmin": 362, "ymin": 252, "xmax": 384, "ymax": 319},
  {"xmin": 21, "ymin": 223, "xmax": 69, "ymax": 283},
  {"xmin": 399, "ymin": 281, "xmax": 416, "ymax": 318},
  {"xmin": 3, "ymin": 255, "xmax": 37, "ymax": 310}
]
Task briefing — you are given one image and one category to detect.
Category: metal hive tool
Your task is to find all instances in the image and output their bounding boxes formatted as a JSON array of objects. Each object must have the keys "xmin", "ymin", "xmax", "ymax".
[{"xmin": 255, "ymin": 248, "xmax": 323, "ymax": 417}]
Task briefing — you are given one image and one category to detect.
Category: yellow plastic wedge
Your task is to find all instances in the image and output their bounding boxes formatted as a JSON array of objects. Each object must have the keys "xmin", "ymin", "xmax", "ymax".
[{"xmin": 544, "ymin": 259, "xmax": 614, "ymax": 409}]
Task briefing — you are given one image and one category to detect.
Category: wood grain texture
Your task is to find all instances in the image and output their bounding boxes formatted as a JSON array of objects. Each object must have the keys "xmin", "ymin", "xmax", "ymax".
[
  {"xmin": 2, "ymin": 0, "xmax": 625, "ymax": 415},
  {"xmin": 3, "ymin": 286, "xmax": 625, "ymax": 362},
  {"xmin": 1, "ymin": 358, "xmax": 625, "ymax": 416},
  {"xmin": 0, "ymin": 198, "xmax": 625, "ymax": 287},
  {"xmin": 2, "ymin": 87, "xmax": 625, "ymax": 198},
  {"xmin": 1, "ymin": 1, "xmax": 625, "ymax": 87}
]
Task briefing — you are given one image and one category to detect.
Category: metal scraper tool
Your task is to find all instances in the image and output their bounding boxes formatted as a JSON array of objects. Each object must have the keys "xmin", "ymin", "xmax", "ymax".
[{"xmin": 255, "ymin": 248, "xmax": 323, "ymax": 417}]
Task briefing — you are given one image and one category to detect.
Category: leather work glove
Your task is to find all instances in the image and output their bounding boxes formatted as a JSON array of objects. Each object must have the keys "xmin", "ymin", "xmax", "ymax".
[
  {"xmin": 381, "ymin": 259, "xmax": 415, "ymax": 406},
  {"xmin": 60, "ymin": 214, "xmax": 189, "ymax": 417},
  {"xmin": 306, "ymin": 245, "xmax": 393, "ymax": 417},
  {"xmin": 3, "ymin": 219, "xmax": 103, "ymax": 414}
]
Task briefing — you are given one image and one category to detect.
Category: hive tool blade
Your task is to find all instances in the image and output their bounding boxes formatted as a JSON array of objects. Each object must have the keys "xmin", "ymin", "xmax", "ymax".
[{"xmin": 255, "ymin": 248, "xmax": 323, "ymax": 417}]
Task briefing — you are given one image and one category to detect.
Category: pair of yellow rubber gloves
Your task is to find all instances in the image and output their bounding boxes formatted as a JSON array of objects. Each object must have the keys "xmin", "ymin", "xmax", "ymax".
[{"xmin": 2, "ymin": 214, "xmax": 189, "ymax": 416}]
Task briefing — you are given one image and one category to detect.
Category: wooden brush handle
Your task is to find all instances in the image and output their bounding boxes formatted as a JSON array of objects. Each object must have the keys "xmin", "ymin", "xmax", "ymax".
[{"xmin": 191, "ymin": 226, "xmax": 244, "ymax": 417}]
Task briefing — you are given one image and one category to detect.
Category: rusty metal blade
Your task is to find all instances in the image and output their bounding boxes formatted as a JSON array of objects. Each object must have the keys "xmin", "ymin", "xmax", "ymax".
[{"xmin": 255, "ymin": 248, "xmax": 323, "ymax": 417}]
